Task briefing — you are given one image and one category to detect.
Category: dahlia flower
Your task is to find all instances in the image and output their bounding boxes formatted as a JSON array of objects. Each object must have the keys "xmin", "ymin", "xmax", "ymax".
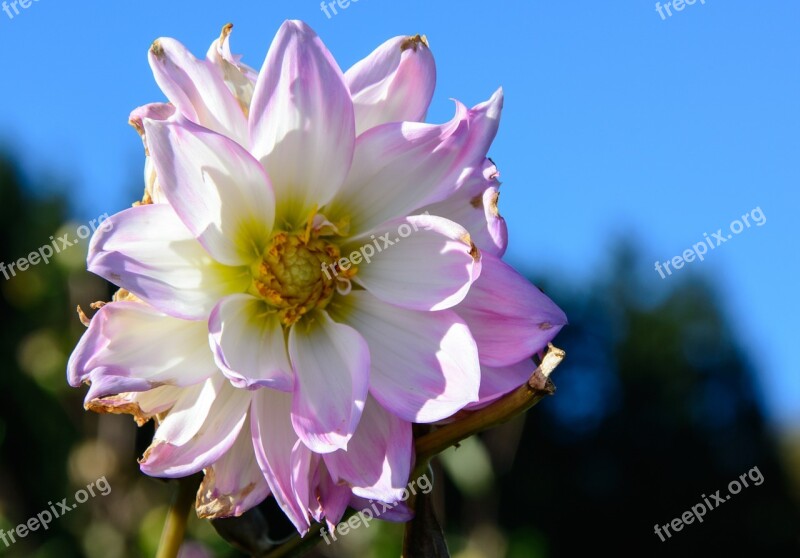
[{"xmin": 68, "ymin": 20, "xmax": 566, "ymax": 535}]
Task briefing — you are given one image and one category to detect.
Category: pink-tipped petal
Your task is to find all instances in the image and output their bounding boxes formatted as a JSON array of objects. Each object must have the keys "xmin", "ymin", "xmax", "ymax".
[
  {"xmin": 144, "ymin": 117, "xmax": 275, "ymax": 267},
  {"xmin": 140, "ymin": 379, "xmax": 251, "ymax": 478},
  {"xmin": 348, "ymin": 214, "xmax": 481, "ymax": 311},
  {"xmin": 251, "ymin": 389, "xmax": 313, "ymax": 534},
  {"xmin": 87, "ymin": 204, "xmax": 249, "ymax": 320},
  {"xmin": 68, "ymin": 302, "xmax": 217, "ymax": 399},
  {"xmin": 345, "ymin": 35, "xmax": 436, "ymax": 135},
  {"xmin": 149, "ymin": 37, "xmax": 248, "ymax": 145},
  {"xmin": 288, "ymin": 311, "xmax": 370, "ymax": 453},
  {"xmin": 249, "ymin": 20, "xmax": 355, "ymax": 224},
  {"xmin": 330, "ymin": 90, "xmax": 503, "ymax": 235},
  {"xmin": 209, "ymin": 294, "xmax": 294, "ymax": 391},
  {"xmin": 331, "ymin": 291, "xmax": 479, "ymax": 422},
  {"xmin": 349, "ymin": 495, "xmax": 415, "ymax": 523},
  {"xmin": 456, "ymin": 252, "xmax": 567, "ymax": 367},
  {"xmin": 323, "ymin": 397, "xmax": 412, "ymax": 501},
  {"xmin": 310, "ymin": 464, "xmax": 351, "ymax": 530}
]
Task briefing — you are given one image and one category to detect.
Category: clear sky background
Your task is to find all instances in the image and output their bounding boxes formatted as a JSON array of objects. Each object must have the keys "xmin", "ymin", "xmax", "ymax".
[{"xmin": 0, "ymin": 1, "xmax": 797, "ymax": 429}]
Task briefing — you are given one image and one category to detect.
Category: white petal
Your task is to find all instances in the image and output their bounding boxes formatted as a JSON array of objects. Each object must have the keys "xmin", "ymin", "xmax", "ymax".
[
  {"xmin": 149, "ymin": 37, "xmax": 248, "ymax": 145},
  {"xmin": 209, "ymin": 294, "xmax": 293, "ymax": 391},
  {"xmin": 140, "ymin": 379, "xmax": 251, "ymax": 478},
  {"xmin": 68, "ymin": 301, "xmax": 218, "ymax": 399},
  {"xmin": 144, "ymin": 117, "xmax": 275, "ymax": 266},
  {"xmin": 345, "ymin": 35, "xmax": 436, "ymax": 134},
  {"xmin": 323, "ymin": 398, "xmax": 412, "ymax": 501},
  {"xmin": 288, "ymin": 311, "xmax": 370, "ymax": 453},
  {"xmin": 330, "ymin": 291, "xmax": 479, "ymax": 422},
  {"xmin": 346, "ymin": 214, "xmax": 481, "ymax": 311},
  {"xmin": 249, "ymin": 20, "xmax": 355, "ymax": 225},
  {"xmin": 88, "ymin": 204, "xmax": 250, "ymax": 320},
  {"xmin": 251, "ymin": 389, "xmax": 313, "ymax": 534}
]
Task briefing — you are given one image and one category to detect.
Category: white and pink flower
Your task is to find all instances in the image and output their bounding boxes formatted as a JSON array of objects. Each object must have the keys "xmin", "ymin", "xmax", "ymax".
[{"xmin": 68, "ymin": 20, "xmax": 566, "ymax": 533}]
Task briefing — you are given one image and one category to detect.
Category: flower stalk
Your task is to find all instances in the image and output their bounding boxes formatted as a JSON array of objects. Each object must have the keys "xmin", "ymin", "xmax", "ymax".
[{"xmin": 156, "ymin": 475, "xmax": 202, "ymax": 558}]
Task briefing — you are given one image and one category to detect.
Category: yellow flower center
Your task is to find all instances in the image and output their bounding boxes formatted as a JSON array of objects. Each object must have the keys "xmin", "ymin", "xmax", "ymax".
[{"xmin": 250, "ymin": 230, "xmax": 351, "ymax": 326}]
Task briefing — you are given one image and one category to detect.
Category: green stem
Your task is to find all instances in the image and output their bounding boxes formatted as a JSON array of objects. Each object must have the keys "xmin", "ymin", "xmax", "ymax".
[{"xmin": 156, "ymin": 475, "xmax": 201, "ymax": 558}]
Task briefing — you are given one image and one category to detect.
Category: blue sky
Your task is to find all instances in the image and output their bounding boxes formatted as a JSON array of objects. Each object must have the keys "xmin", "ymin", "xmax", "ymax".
[{"xmin": 1, "ymin": 1, "xmax": 797, "ymax": 428}]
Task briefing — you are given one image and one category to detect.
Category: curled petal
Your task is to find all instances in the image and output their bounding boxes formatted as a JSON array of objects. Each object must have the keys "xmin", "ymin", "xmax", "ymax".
[
  {"xmin": 422, "ymin": 159, "xmax": 507, "ymax": 257},
  {"xmin": 197, "ymin": 424, "xmax": 271, "ymax": 519},
  {"xmin": 207, "ymin": 24, "xmax": 258, "ymax": 113},
  {"xmin": 140, "ymin": 379, "xmax": 251, "ymax": 478},
  {"xmin": 149, "ymin": 37, "xmax": 248, "ymax": 145},
  {"xmin": 68, "ymin": 301, "xmax": 217, "ymax": 400},
  {"xmin": 345, "ymin": 34, "xmax": 436, "ymax": 134}
]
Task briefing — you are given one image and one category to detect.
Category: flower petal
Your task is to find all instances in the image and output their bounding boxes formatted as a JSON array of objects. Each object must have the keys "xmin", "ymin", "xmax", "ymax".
[
  {"xmin": 310, "ymin": 464, "xmax": 351, "ymax": 530},
  {"xmin": 68, "ymin": 301, "xmax": 218, "ymax": 400},
  {"xmin": 466, "ymin": 359, "xmax": 537, "ymax": 410},
  {"xmin": 249, "ymin": 20, "xmax": 355, "ymax": 225},
  {"xmin": 323, "ymin": 397, "xmax": 412, "ymax": 501},
  {"xmin": 349, "ymin": 495, "xmax": 414, "ymax": 523},
  {"xmin": 144, "ymin": 117, "xmax": 275, "ymax": 267},
  {"xmin": 197, "ymin": 423, "xmax": 271, "ymax": 519},
  {"xmin": 330, "ymin": 291, "xmax": 479, "ymax": 422},
  {"xmin": 288, "ymin": 311, "xmax": 370, "ymax": 453},
  {"xmin": 421, "ymin": 159, "xmax": 507, "ymax": 257},
  {"xmin": 346, "ymin": 214, "xmax": 481, "ymax": 311},
  {"xmin": 88, "ymin": 204, "xmax": 249, "ymax": 320},
  {"xmin": 84, "ymin": 385, "xmax": 185, "ymax": 426},
  {"xmin": 209, "ymin": 294, "xmax": 293, "ymax": 391},
  {"xmin": 329, "ymin": 90, "xmax": 503, "ymax": 236},
  {"xmin": 455, "ymin": 252, "xmax": 567, "ymax": 367},
  {"xmin": 345, "ymin": 35, "xmax": 436, "ymax": 135},
  {"xmin": 206, "ymin": 24, "xmax": 258, "ymax": 113},
  {"xmin": 251, "ymin": 388, "xmax": 313, "ymax": 534},
  {"xmin": 140, "ymin": 378, "xmax": 250, "ymax": 478},
  {"xmin": 149, "ymin": 37, "xmax": 248, "ymax": 145}
]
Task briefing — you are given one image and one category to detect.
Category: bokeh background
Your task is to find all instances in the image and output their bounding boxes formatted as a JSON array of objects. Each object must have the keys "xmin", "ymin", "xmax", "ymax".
[{"xmin": 0, "ymin": 1, "xmax": 798, "ymax": 556}]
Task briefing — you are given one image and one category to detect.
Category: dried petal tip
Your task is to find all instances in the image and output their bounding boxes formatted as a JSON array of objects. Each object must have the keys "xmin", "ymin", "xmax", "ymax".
[
  {"xmin": 77, "ymin": 305, "xmax": 91, "ymax": 327},
  {"xmin": 401, "ymin": 34, "xmax": 429, "ymax": 52},
  {"xmin": 150, "ymin": 39, "xmax": 165, "ymax": 59},
  {"xmin": 220, "ymin": 22, "xmax": 233, "ymax": 40}
]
